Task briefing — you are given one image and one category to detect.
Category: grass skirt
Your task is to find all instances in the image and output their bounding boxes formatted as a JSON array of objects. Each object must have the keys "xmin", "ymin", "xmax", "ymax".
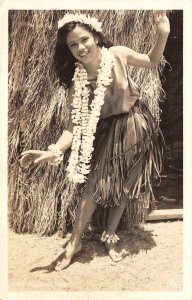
[
  {"xmin": 61, "ymin": 100, "xmax": 164, "ymax": 230},
  {"xmin": 85, "ymin": 100, "xmax": 164, "ymax": 225}
]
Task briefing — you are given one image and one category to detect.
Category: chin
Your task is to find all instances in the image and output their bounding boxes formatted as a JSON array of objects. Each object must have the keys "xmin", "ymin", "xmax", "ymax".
[{"xmin": 80, "ymin": 56, "xmax": 93, "ymax": 65}]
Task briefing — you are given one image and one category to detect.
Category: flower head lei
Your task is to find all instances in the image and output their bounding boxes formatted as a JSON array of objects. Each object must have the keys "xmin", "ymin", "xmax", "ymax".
[
  {"xmin": 66, "ymin": 47, "xmax": 114, "ymax": 183},
  {"xmin": 58, "ymin": 13, "xmax": 102, "ymax": 33}
]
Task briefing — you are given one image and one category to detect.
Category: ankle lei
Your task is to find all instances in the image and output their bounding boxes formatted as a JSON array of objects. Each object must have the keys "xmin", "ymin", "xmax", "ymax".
[{"xmin": 100, "ymin": 231, "xmax": 120, "ymax": 244}]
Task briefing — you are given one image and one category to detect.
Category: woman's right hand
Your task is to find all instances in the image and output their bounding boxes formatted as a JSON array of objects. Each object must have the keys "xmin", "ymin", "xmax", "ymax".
[
  {"xmin": 20, "ymin": 150, "xmax": 55, "ymax": 167},
  {"xmin": 154, "ymin": 10, "xmax": 170, "ymax": 36}
]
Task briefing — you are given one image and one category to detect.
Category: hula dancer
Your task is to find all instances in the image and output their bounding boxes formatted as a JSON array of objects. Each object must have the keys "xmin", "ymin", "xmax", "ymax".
[{"xmin": 21, "ymin": 11, "xmax": 170, "ymax": 270}]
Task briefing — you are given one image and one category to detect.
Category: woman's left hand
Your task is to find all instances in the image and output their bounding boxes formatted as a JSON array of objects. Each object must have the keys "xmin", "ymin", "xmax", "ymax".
[
  {"xmin": 20, "ymin": 150, "xmax": 55, "ymax": 168},
  {"xmin": 155, "ymin": 10, "xmax": 170, "ymax": 36}
]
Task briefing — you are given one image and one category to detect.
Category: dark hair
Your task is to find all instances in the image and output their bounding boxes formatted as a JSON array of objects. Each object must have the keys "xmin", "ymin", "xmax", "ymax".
[{"xmin": 53, "ymin": 22, "xmax": 113, "ymax": 88}]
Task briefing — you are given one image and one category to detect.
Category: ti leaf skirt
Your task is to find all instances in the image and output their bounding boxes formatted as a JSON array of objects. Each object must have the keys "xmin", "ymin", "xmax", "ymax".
[{"xmin": 85, "ymin": 100, "xmax": 164, "ymax": 225}]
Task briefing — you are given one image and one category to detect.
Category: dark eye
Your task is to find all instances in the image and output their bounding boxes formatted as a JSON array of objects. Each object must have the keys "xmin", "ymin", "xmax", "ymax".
[
  {"xmin": 82, "ymin": 38, "xmax": 88, "ymax": 42},
  {"xmin": 70, "ymin": 43, "xmax": 76, "ymax": 48}
]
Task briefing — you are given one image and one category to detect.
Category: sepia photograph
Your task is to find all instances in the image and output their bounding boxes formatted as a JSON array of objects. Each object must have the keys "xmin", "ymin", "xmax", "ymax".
[{"xmin": 0, "ymin": 1, "xmax": 192, "ymax": 300}]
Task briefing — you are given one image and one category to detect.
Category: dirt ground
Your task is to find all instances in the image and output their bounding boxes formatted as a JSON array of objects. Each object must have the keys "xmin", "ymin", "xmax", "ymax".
[{"xmin": 8, "ymin": 220, "xmax": 183, "ymax": 292}]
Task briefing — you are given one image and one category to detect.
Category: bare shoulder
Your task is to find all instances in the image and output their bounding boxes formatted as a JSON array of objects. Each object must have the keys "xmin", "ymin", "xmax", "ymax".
[
  {"xmin": 109, "ymin": 46, "xmax": 132, "ymax": 56},
  {"xmin": 109, "ymin": 46, "xmax": 133, "ymax": 64}
]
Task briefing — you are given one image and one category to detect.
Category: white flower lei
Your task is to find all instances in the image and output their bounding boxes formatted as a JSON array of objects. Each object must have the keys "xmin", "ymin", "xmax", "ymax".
[{"xmin": 66, "ymin": 47, "xmax": 114, "ymax": 183}]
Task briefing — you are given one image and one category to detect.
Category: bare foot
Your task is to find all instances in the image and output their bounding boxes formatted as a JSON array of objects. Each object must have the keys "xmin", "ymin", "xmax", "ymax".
[
  {"xmin": 54, "ymin": 242, "xmax": 82, "ymax": 271},
  {"xmin": 104, "ymin": 241, "xmax": 127, "ymax": 262}
]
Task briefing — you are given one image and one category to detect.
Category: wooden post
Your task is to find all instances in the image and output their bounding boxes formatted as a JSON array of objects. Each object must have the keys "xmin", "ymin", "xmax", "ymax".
[{"xmin": 147, "ymin": 209, "xmax": 183, "ymax": 221}]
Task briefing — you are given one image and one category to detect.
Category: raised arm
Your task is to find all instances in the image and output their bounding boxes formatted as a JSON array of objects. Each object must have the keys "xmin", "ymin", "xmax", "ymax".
[{"xmin": 116, "ymin": 11, "xmax": 170, "ymax": 68}]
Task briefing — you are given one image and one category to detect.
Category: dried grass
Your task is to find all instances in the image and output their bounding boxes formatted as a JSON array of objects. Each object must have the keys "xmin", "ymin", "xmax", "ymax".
[{"xmin": 8, "ymin": 10, "xmax": 169, "ymax": 235}]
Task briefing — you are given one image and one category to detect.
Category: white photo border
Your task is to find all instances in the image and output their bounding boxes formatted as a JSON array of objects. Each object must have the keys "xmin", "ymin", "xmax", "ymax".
[{"xmin": 1, "ymin": 1, "xmax": 191, "ymax": 299}]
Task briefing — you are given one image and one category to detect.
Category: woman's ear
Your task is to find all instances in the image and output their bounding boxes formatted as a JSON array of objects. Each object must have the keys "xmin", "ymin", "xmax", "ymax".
[{"xmin": 95, "ymin": 37, "xmax": 99, "ymax": 45}]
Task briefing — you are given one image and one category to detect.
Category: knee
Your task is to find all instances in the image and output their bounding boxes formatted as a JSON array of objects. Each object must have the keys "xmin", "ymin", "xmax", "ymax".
[
  {"xmin": 80, "ymin": 191, "xmax": 97, "ymax": 209},
  {"xmin": 119, "ymin": 198, "xmax": 127, "ymax": 209}
]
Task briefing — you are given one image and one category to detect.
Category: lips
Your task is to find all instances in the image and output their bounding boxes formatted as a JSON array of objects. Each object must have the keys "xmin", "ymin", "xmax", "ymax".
[{"xmin": 79, "ymin": 51, "xmax": 89, "ymax": 58}]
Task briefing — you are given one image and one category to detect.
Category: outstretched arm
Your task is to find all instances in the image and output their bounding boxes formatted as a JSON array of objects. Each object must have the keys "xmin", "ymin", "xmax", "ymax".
[
  {"xmin": 117, "ymin": 11, "xmax": 170, "ymax": 68},
  {"xmin": 21, "ymin": 85, "xmax": 75, "ymax": 165}
]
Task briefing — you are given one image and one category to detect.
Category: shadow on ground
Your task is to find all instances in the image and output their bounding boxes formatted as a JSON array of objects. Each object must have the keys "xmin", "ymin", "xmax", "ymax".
[{"xmin": 29, "ymin": 226, "xmax": 156, "ymax": 273}]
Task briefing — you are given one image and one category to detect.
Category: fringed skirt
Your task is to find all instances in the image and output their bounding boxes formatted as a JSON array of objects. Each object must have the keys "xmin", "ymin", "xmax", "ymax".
[{"xmin": 85, "ymin": 100, "xmax": 164, "ymax": 224}]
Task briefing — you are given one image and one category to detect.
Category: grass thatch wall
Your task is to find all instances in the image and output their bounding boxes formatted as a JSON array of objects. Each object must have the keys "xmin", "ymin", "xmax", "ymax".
[{"xmin": 8, "ymin": 10, "xmax": 167, "ymax": 236}]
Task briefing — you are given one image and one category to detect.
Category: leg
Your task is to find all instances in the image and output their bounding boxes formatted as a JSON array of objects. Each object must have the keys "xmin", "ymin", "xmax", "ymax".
[
  {"xmin": 104, "ymin": 197, "xmax": 127, "ymax": 262},
  {"xmin": 107, "ymin": 198, "xmax": 127, "ymax": 235},
  {"xmin": 55, "ymin": 186, "xmax": 97, "ymax": 271}
]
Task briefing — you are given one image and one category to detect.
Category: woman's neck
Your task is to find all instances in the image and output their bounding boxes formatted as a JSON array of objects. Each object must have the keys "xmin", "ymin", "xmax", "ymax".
[{"xmin": 83, "ymin": 48, "xmax": 101, "ymax": 80}]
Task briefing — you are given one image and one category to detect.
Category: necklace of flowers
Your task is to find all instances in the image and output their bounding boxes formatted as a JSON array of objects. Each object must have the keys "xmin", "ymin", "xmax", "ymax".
[{"xmin": 66, "ymin": 47, "xmax": 114, "ymax": 183}]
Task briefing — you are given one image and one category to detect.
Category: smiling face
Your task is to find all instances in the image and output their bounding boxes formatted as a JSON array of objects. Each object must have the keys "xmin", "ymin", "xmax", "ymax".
[{"xmin": 66, "ymin": 25, "xmax": 100, "ymax": 65}]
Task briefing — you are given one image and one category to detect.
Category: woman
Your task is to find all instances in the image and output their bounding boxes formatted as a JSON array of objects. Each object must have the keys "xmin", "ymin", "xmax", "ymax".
[{"xmin": 21, "ymin": 11, "xmax": 170, "ymax": 270}]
